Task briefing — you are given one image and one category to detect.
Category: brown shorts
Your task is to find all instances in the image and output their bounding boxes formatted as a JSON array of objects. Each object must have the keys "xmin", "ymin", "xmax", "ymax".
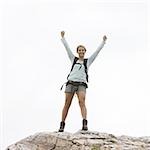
[{"xmin": 65, "ymin": 81, "xmax": 87, "ymax": 93}]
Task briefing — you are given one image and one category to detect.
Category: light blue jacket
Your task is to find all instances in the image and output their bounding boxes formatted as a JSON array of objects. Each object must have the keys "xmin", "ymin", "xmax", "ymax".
[{"xmin": 61, "ymin": 37, "xmax": 106, "ymax": 83}]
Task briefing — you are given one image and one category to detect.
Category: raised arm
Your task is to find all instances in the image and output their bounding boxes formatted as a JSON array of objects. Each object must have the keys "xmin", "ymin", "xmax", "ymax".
[
  {"xmin": 87, "ymin": 35, "xmax": 107, "ymax": 67},
  {"xmin": 61, "ymin": 31, "xmax": 75, "ymax": 62}
]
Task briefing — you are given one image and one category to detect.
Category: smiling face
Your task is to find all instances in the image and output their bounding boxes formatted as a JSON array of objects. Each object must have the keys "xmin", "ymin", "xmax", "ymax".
[{"xmin": 77, "ymin": 45, "xmax": 86, "ymax": 59}]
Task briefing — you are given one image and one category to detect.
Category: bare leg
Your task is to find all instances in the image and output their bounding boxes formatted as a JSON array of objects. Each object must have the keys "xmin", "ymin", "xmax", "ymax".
[
  {"xmin": 61, "ymin": 92, "xmax": 74, "ymax": 122},
  {"xmin": 76, "ymin": 91, "xmax": 87, "ymax": 119},
  {"xmin": 59, "ymin": 92, "xmax": 74, "ymax": 132},
  {"xmin": 76, "ymin": 91, "xmax": 88, "ymax": 130}
]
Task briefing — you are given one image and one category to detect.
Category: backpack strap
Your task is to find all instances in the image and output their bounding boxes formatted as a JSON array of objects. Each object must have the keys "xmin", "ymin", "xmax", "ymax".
[
  {"xmin": 67, "ymin": 57, "xmax": 79, "ymax": 80},
  {"xmin": 83, "ymin": 58, "xmax": 88, "ymax": 82}
]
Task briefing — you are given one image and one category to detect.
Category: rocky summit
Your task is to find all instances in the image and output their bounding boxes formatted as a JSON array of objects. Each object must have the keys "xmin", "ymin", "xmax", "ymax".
[{"xmin": 6, "ymin": 131, "xmax": 150, "ymax": 150}]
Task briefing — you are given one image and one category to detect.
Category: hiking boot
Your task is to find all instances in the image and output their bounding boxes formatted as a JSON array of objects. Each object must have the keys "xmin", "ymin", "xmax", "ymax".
[
  {"xmin": 82, "ymin": 119, "xmax": 88, "ymax": 131},
  {"xmin": 58, "ymin": 121, "xmax": 65, "ymax": 132}
]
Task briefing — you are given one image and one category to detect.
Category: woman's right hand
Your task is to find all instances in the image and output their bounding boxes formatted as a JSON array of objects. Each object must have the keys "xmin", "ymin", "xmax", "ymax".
[{"xmin": 61, "ymin": 31, "xmax": 65, "ymax": 38}]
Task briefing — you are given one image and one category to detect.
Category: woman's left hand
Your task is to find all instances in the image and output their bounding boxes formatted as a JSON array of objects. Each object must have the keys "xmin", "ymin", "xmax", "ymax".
[{"xmin": 103, "ymin": 35, "xmax": 107, "ymax": 42}]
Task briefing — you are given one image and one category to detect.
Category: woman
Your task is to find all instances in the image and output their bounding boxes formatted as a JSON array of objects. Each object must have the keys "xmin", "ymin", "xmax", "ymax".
[{"xmin": 59, "ymin": 31, "xmax": 107, "ymax": 132}]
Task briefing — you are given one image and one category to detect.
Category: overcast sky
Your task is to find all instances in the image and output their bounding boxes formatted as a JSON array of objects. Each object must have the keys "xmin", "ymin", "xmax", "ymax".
[{"xmin": 1, "ymin": 0, "xmax": 150, "ymax": 149}]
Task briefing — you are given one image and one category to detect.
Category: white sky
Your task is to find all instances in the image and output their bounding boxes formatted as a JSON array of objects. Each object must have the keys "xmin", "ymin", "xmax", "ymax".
[{"xmin": 1, "ymin": 0, "xmax": 150, "ymax": 149}]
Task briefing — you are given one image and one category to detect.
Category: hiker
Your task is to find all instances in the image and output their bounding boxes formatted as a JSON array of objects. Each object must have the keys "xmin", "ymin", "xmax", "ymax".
[{"xmin": 58, "ymin": 31, "xmax": 107, "ymax": 132}]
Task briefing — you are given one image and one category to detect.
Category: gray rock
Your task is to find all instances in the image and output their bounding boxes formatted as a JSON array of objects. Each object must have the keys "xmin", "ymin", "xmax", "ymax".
[{"xmin": 6, "ymin": 131, "xmax": 150, "ymax": 150}]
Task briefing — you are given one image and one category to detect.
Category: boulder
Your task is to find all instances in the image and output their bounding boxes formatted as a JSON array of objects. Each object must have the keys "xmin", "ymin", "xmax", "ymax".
[{"xmin": 6, "ymin": 131, "xmax": 150, "ymax": 150}]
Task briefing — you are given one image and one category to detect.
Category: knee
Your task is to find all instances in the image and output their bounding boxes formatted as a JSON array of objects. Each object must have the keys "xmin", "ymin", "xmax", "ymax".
[
  {"xmin": 64, "ymin": 99, "xmax": 71, "ymax": 108},
  {"xmin": 79, "ymin": 100, "xmax": 85, "ymax": 108}
]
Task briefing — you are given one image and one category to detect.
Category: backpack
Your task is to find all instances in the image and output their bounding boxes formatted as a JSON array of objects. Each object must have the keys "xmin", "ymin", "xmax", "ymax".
[{"xmin": 67, "ymin": 57, "xmax": 89, "ymax": 82}]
